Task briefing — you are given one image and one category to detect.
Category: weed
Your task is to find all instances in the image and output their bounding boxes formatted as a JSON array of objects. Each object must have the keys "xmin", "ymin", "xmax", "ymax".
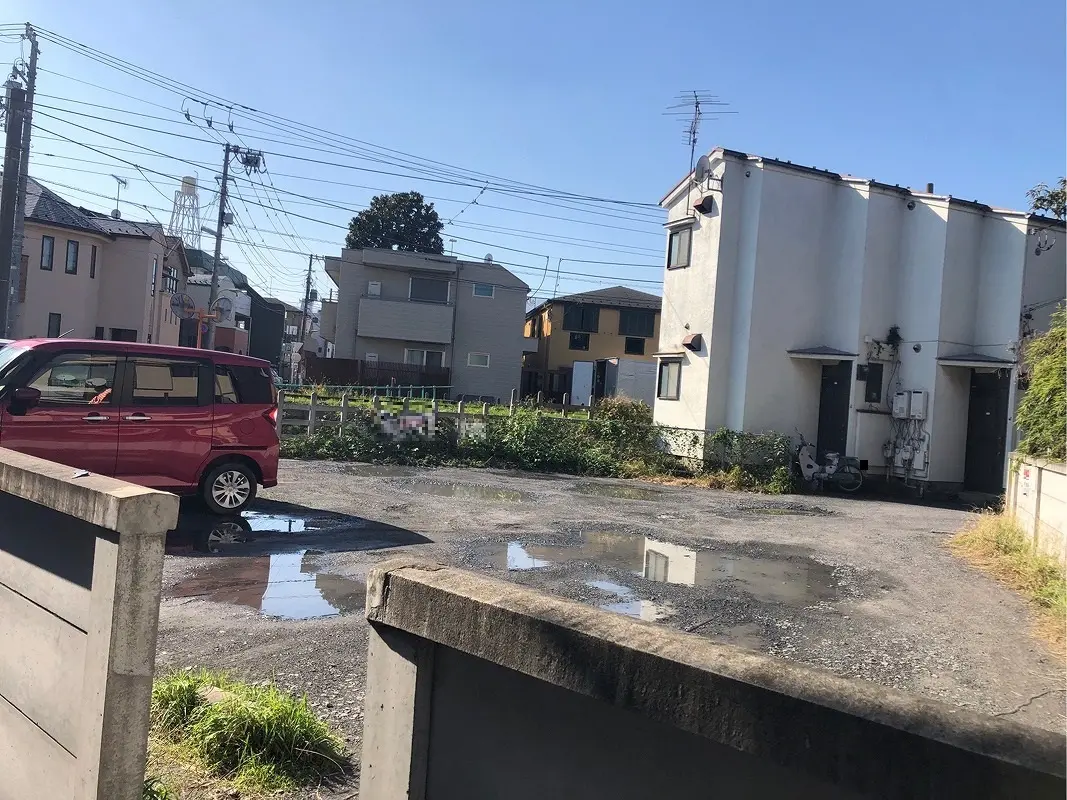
[
  {"xmin": 151, "ymin": 670, "xmax": 347, "ymax": 793},
  {"xmin": 949, "ymin": 513, "xmax": 1066, "ymax": 653},
  {"xmin": 142, "ymin": 778, "xmax": 173, "ymax": 800}
]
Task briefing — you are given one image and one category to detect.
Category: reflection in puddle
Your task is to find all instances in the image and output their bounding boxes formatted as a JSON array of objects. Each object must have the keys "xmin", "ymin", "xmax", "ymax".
[
  {"xmin": 406, "ymin": 481, "xmax": 531, "ymax": 502},
  {"xmin": 243, "ymin": 511, "xmax": 311, "ymax": 533},
  {"xmin": 342, "ymin": 464, "xmax": 418, "ymax": 478},
  {"xmin": 586, "ymin": 579, "xmax": 673, "ymax": 621},
  {"xmin": 572, "ymin": 482, "xmax": 663, "ymax": 501},
  {"xmin": 168, "ymin": 550, "xmax": 365, "ymax": 620},
  {"xmin": 485, "ymin": 533, "xmax": 838, "ymax": 607}
]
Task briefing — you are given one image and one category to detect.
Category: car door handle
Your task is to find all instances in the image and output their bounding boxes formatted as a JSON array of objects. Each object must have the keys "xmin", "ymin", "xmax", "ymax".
[
  {"xmin": 124, "ymin": 414, "xmax": 152, "ymax": 422},
  {"xmin": 83, "ymin": 414, "xmax": 110, "ymax": 422}
]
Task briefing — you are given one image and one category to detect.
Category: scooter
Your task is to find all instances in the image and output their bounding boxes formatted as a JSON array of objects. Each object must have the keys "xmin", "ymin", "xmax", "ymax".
[{"xmin": 794, "ymin": 432, "xmax": 864, "ymax": 492}]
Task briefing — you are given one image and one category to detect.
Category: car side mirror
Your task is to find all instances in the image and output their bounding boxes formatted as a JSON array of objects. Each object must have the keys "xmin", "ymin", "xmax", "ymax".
[{"xmin": 9, "ymin": 386, "xmax": 41, "ymax": 415}]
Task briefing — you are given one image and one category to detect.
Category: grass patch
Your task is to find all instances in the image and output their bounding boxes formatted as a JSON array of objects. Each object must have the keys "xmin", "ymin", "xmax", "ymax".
[
  {"xmin": 150, "ymin": 670, "xmax": 348, "ymax": 796},
  {"xmin": 142, "ymin": 778, "xmax": 174, "ymax": 800},
  {"xmin": 949, "ymin": 512, "xmax": 1066, "ymax": 654}
]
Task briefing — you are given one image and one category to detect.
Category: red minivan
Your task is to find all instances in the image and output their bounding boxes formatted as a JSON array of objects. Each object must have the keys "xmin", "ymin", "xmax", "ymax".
[{"xmin": 0, "ymin": 339, "xmax": 279, "ymax": 514}]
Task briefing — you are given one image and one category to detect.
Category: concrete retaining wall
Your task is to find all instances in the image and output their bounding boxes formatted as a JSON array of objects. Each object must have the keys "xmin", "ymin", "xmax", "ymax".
[
  {"xmin": 0, "ymin": 448, "xmax": 179, "ymax": 800},
  {"xmin": 361, "ymin": 560, "xmax": 1066, "ymax": 800},
  {"xmin": 1006, "ymin": 453, "xmax": 1067, "ymax": 566}
]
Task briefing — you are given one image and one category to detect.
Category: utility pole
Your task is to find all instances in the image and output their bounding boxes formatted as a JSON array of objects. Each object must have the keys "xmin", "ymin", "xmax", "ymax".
[
  {"xmin": 8, "ymin": 24, "xmax": 38, "ymax": 338},
  {"xmin": 0, "ymin": 83, "xmax": 26, "ymax": 338},
  {"xmin": 298, "ymin": 255, "xmax": 314, "ymax": 385},
  {"xmin": 204, "ymin": 144, "xmax": 233, "ymax": 350}
]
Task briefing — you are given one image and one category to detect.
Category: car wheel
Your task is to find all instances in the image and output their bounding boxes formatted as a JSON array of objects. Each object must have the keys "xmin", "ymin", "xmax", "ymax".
[{"xmin": 202, "ymin": 462, "xmax": 258, "ymax": 515}]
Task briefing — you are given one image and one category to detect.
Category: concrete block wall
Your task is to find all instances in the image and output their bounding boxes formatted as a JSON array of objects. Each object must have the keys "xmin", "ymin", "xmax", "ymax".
[
  {"xmin": 0, "ymin": 448, "xmax": 179, "ymax": 800},
  {"xmin": 1007, "ymin": 453, "xmax": 1067, "ymax": 566},
  {"xmin": 360, "ymin": 560, "xmax": 1066, "ymax": 800}
]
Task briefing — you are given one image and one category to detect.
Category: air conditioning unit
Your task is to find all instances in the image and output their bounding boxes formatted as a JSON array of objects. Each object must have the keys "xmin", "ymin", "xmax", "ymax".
[{"xmin": 367, "ymin": 281, "xmax": 381, "ymax": 297}]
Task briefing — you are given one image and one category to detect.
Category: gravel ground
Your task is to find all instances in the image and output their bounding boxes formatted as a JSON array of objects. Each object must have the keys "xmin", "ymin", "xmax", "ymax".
[{"xmin": 156, "ymin": 459, "xmax": 1067, "ymax": 798}]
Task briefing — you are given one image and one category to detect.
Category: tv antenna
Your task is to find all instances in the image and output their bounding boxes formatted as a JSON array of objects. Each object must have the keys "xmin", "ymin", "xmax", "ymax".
[
  {"xmin": 664, "ymin": 91, "xmax": 734, "ymax": 212},
  {"xmin": 110, "ymin": 175, "xmax": 128, "ymax": 219}
]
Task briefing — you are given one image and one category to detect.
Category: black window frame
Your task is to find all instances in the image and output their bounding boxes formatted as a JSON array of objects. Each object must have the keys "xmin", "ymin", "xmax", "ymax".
[
  {"xmin": 65, "ymin": 240, "xmax": 79, "ymax": 274},
  {"xmin": 46, "ymin": 313, "xmax": 62, "ymax": 338},
  {"xmin": 864, "ymin": 362, "xmax": 884, "ymax": 404},
  {"xmin": 667, "ymin": 226, "xmax": 692, "ymax": 269},
  {"xmin": 568, "ymin": 332, "xmax": 590, "ymax": 351},
  {"xmin": 657, "ymin": 359, "xmax": 681, "ymax": 400},
  {"xmin": 89, "ymin": 245, "xmax": 97, "ymax": 279},
  {"xmin": 93, "ymin": 326, "xmax": 104, "ymax": 340},
  {"xmin": 40, "ymin": 235, "xmax": 54, "ymax": 270},
  {"xmin": 562, "ymin": 303, "xmax": 599, "ymax": 333},
  {"xmin": 25, "ymin": 350, "xmax": 121, "ymax": 408},
  {"xmin": 624, "ymin": 337, "xmax": 646, "ymax": 356},
  {"xmin": 618, "ymin": 309, "xmax": 655, "ymax": 338},
  {"xmin": 409, "ymin": 276, "xmax": 450, "ymax": 304}
]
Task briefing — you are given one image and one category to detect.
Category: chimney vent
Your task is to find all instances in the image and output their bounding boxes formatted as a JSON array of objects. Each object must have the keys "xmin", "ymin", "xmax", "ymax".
[{"xmin": 925, "ymin": 182, "xmax": 934, "ymax": 193}]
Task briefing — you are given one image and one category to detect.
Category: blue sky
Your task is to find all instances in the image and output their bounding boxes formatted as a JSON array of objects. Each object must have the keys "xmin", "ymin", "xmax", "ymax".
[{"xmin": 4, "ymin": 0, "xmax": 1064, "ymax": 306}]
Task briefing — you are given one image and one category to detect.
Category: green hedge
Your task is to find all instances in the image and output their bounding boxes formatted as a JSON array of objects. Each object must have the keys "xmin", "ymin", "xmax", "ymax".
[{"xmin": 1017, "ymin": 306, "xmax": 1066, "ymax": 461}]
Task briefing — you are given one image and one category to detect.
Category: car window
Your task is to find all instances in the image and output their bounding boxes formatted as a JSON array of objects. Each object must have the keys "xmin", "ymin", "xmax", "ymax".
[
  {"xmin": 215, "ymin": 365, "xmax": 240, "ymax": 404},
  {"xmin": 130, "ymin": 357, "xmax": 201, "ymax": 406},
  {"xmin": 230, "ymin": 365, "xmax": 275, "ymax": 405},
  {"xmin": 28, "ymin": 352, "xmax": 119, "ymax": 406}
]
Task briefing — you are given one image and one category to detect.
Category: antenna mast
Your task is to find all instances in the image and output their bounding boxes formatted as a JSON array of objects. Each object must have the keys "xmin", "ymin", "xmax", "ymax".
[{"xmin": 664, "ymin": 91, "xmax": 734, "ymax": 212}]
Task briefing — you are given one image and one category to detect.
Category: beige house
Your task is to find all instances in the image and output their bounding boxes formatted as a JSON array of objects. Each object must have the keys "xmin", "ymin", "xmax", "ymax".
[
  {"xmin": 15, "ymin": 178, "xmax": 190, "ymax": 343},
  {"xmin": 324, "ymin": 248, "xmax": 529, "ymax": 401},
  {"xmin": 522, "ymin": 286, "xmax": 662, "ymax": 399}
]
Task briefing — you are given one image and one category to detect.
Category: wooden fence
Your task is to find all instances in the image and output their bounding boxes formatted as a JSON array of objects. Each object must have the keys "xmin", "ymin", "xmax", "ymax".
[
  {"xmin": 302, "ymin": 352, "xmax": 450, "ymax": 389},
  {"xmin": 277, "ymin": 389, "xmax": 592, "ymax": 437}
]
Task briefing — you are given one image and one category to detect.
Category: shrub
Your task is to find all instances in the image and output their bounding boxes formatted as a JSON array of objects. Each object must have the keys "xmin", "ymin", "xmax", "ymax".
[{"xmin": 1017, "ymin": 306, "xmax": 1066, "ymax": 461}]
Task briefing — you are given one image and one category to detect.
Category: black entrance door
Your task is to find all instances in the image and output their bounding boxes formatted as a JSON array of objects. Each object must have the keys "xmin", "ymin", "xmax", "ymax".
[
  {"xmin": 817, "ymin": 361, "xmax": 852, "ymax": 459},
  {"xmin": 964, "ymin": 370, "xmax": 1011, "ymax": 493}
]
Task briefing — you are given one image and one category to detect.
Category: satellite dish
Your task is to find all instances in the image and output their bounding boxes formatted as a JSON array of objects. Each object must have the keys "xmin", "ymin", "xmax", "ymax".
[
  {"xmin": 693, "ymin": 154, "xmax": 711, "ymax": 185},
  {"xmin": 170, "ymin": 293, "xmax": 196, "ymax": 320},
  {"xmin": 216, "ymin": 296, "xmax": 234, "ymax": 321},
  {"xmin": 484, "ymin": 253, "xmax": 493, "ymax": 263}
]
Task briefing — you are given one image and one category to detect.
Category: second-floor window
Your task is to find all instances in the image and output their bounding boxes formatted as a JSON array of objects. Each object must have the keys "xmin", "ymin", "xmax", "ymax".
[
  {"xmin": 472, "ymin": 283, "xmax": 494, "ymax": 298},
  {"xmin": 569, "ymin": 332, "xmax": 590, "ymax": 351},
  {"xmin": 65, "ymin": 240, "xmax": 79, "ymax": 274},
  {"xmin": 618, "ymin": 309, "xmax": 655, "ymax": 338},
  {"xmin": 562, "ymin": 303, "xmax": 599, "ymax": 333},
  {"xmin": 667, "ymin": 226, "xmax": 692, "ymax": 269},
  {"xmin": 90, "ymin": 245, "xmax": 97, "ymax": 279},
  {"xmin": 163, "ymin": 266, "xmax": 178, "ymax": 294},
  {"xmin": 150, "ymin": 256, "xmax": 159, "ymax": 297},
  {"xmin": 409, "ymin": 276, "xmax": 449, "ymax": 304},
  {"xmin": 40, "ymin": 236, "xmax": 54, "ymax": 270}
]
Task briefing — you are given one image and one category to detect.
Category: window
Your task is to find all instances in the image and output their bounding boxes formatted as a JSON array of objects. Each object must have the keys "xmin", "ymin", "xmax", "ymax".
[
  {"xmin": 65, "ymin": 240, "xmax": 79, "ymax": 274},
  {"xmin": 645, "ymin": 550, "xmax": 669, "ymax": 583},
  {"xmin": 472, "ymin": 283, "xmax": 494, "ymax": 298},
  {"xmin": 215, "ymin": 366, "xmax": 240, "ymax": 404},
  {"xmin": 562, "ymin": 303, "xmax": 599, "ymax": 333},
  {"xmin": 864, "ymin": 362, "xmax": 884, "ymax": 404},
  {"xmin": 569, "ymin": 332, "xmax": 590, "ymax": 351},
  {"xmin": 131, "ymin": 358, "xmax": 201, "ymax": 406},
  {"xmin": 409, "ymin": 276, "xmax": 449, "ymax": 304},
  {"xmin": 150, "ymin": 256, "xmax": 158, "ymax": 297},
  {"xmin": 657, "ymin": 360, "xmax": 681, "ymax": 400},
  {"xmin": 89, "ymin": 245, "xmax": 97, "ymax": 279},
  {"xmin": 109, "ymin": 328, "xmax": 138, "ymax": 342},
  {"xmin": 47, "ymin": 313, "xmax": 61, "ymax": 338},
  {"xmin": 28, "ymin": 352, "xmax": 118, "ymax": 406},
  {"xmin": 467, "ymin": 352, "xmax": 490, "ymax": 368},
  {"xmin": 163, "ymin": 265, "xmax": 178, "ymax": 294},
  {"xmin": 40, "ymin": 236, "xmax": 54, "ymax": 270},
  {"xmin": 94, "ymin": 326, "xmax": 104, "ymax": 340},
  {"xmin": 667, "ymin": 226, "xmax": 692, "ymax": 269},
  {"xmin": 624, "ymin": 337, "xmax": 646, "ymax": 356},
  {"xmin": 404, "ymin": 348, "xmax": 445, "ymax": 367},
  {"xmin": 618, "ymin": 309, "xmax": 655, "ymax": 338}
]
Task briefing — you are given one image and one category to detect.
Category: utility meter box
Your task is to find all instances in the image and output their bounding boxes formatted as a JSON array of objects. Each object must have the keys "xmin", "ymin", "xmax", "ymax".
[
  {"xmin": 892, "ymin": 391, "xmax": 910, "ymax": 419},
  {"xmin": 909, "ymin": 390, "xmax": 927, "ymax": 420}
]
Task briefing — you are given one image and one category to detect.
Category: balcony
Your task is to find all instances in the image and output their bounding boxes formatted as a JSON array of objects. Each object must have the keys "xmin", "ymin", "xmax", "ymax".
[{"xmin": 358, "ymin": 297, "xmax": 454, "ymax": 344}]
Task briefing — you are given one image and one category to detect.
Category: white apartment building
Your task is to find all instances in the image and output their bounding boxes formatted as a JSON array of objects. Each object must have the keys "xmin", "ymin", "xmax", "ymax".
[{"xmin": 654, "ymin": 148, "xmax": 1065, "ymax": 492}]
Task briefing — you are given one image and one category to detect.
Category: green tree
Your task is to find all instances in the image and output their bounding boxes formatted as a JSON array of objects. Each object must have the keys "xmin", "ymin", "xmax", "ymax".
[
  {"xmin": 1026, "ymin": 178, "xmax": 1066, "ymax": 220},
  {"xmin": 1016, "ymin": 306, "xmax": 1066, "ymax": 461},
  {"xmin": 344, "ymin": 191, "xmax": 444, "ymax": 254}
]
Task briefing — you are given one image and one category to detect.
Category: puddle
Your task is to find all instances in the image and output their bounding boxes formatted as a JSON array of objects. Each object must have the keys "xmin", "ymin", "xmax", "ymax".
[
  {"xmin": 405, "ymin": 481, "xmax": 532, "ymax": 502},
  {"xmin": 742, "ymin": 505, "xmax": 832, "ymax": 517},
  {"xmin": 586, "ymin": 578, "xmax": 673, "ymax": 621},
  {"xmin": 243, "ymin": 511, "xmax": 312, "ymax": 533},
  {"xmin": 168, "ymin": 550, "xmax": 365, "ymax": 620},
  {"xmin": 341, "ymin": 464, "xmax": 418, "ymax": 478},
  {"xmin": 572, "ymin": 482, "xmax": 663, "ymax": 501},
  {"xmin": 484, "ymin": 533, "xmax": 839, "ymax": 606}
]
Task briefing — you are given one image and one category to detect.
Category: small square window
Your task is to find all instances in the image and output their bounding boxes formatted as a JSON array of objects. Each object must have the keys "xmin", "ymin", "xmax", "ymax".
[
  {"xmin": 467, "ymin": 352, "xmax": 490, "ymax": 368},
  {"xmin": 569, "ymin": 332, "xmax": 590, "ymax": 351},
  {"xmin": 657, "ymin": 360, "xmax": 681, "ymax": 400},
  {"xmin": 472, "ymin": 283, "xmax": 494, "ymax": 298},
  {"xmin": 624, "ymin": 337, "xmax": 645, "ymax": 356},
  {"xmin": 667, "ymin": 226, "xmax": 692, "ymax": 269}
]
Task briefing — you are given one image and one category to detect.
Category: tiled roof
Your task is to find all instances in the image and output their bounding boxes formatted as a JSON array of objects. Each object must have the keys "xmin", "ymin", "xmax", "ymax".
[
  {"xmin": 553, "ymin": 285, "xmax": 662, "ymax": 310},
  {"xmin": 186, "ymin": 248, "xmax": 249, "ymax": 290},
  {"xmin": 24, "ymin": 177, "xmax": 107, "ymax": 234},
  {"xmin": 83, "ymin": 212, "xmax": 161, "ymax": 238}
]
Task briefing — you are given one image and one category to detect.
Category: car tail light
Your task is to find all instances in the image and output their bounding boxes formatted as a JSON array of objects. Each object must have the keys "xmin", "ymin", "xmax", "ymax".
[{"xmin": 263, "ymin": 406, "xmax": 278, "ymax": 426}]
